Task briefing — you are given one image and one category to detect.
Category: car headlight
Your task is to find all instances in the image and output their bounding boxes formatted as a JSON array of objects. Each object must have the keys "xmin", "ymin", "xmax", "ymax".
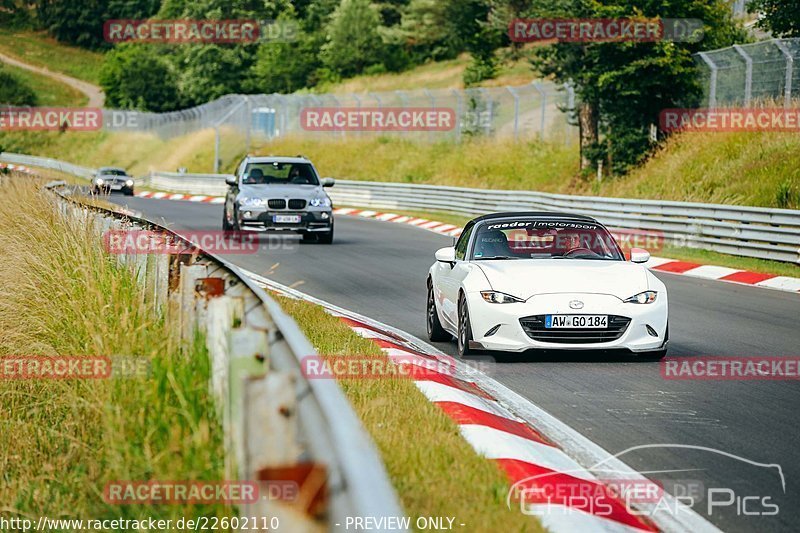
[
  {"xmin": 125, "ymin": 179, "xmax": 134, "ymax": 187},
  {"xmin": 624, "ymin": 291, "xmax": 658, "ymax": 304},
  {"xmin": 309, "ymin": 196, "xmax": 331, "ymax": 207},
  {"xmin": 94, "ymin": 178, "xmax": 104, "ymax": 186},
  {"xmin": 480, "ymin": 291, "xmax": 524, "ymax": 304},
  {"xmin": 239, "ymin": 197, "xmax": 264, "ymax": 207}
]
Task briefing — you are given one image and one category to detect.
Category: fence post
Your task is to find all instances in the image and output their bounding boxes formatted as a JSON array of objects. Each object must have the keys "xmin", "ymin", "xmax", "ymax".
[
  {"xmin": 697, "ymin": 52, "xmax": 718, "ymax": 108},
  {"xmin": 506, "ymin": 86, "xmax": 520, "ymax": 141},
  {"xmin": 533, "ymin": 82, "xmax": 547, "ymax": 139},
  {"xmin": 774, "ymin": 39, "xmax": 794, "ymax": 108},
  {"xmin": 733, "ymin": 44, "xmax": 753, "ymax": 106},
  {"xmin": 450, "ymin": 89, "xmax": 462, "ymax": 142},
  {"xmin": 565, "ymin": 82, "xmax": 576, "ymax": 145}
]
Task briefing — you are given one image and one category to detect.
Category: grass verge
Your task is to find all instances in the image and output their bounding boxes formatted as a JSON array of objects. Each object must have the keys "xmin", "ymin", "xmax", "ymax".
[
  {"xmin": 0, "ymin": 179, "xmax": 227, "ymax": 523},
  {"xmin": 340, "ymin": 206, "xmax": 800, "ymax": 279},
  {"xmin": 278, "ymin": 295, "xmax": 539, "ymax": 532},
  {"xmin": 0, "ymin": 29, "xmax": 104, "ymax": 84},
  {"xmin": 0, "ymin": 62, "xmax": 87, "ymax": 106}
]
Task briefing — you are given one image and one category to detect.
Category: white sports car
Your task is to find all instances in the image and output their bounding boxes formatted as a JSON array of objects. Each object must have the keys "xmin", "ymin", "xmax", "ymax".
[{"xmin": 427, "ymin": 212, "xmax": 668, "ymax": 359}]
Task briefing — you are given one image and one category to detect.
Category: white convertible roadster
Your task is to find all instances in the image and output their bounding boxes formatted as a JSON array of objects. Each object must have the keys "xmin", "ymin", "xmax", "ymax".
[{"xmin": 426, "ymin": 212, "xmax": 668, "ymax": 359}]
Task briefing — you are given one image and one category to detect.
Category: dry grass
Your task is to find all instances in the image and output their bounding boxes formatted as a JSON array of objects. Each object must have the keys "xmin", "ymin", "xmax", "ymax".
[
  {"xmin": 278, "ymin": 296, "xmax": 541, "ymax": 533},
  {"xmin": 0, "ymin": 179, "xmax": 226, "ymax": 523}
]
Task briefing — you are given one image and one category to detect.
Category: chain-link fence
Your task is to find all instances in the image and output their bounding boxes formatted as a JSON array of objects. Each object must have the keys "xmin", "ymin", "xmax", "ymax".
[
  {"xmin": 695, "ymin": 38, "xmax": 800, "ymax": 107},
  {"xmin": 115, "ymin": 82, "xmax": 579, "ymax": 171}
]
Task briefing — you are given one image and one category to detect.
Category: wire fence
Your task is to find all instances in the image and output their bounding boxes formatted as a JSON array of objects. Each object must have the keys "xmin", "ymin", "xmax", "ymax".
[{"xmin": 694, "ymin": 38, "xmax": 800, "ymax": 107}]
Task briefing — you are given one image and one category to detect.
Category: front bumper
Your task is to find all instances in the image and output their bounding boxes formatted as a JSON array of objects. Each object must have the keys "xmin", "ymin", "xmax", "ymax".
[
  {"xmin": 238, "ymin": 207, "xmax": 333, "ymax": 232},
  {"xmin": 465, "ymin": 291, "xmax": 668, "ymax": 353}
]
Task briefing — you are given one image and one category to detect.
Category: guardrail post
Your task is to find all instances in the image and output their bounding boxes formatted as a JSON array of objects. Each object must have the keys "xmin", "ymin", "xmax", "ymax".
[
  {"xmin": 179, "ymin": 263, "xmax": 207, "ymax": 345},
  {"xmin": 533, "ymin": 82, "xmax": 547, "ymax": 139},
  {"xmin": 733, "ymin": 44, "xmax": 753, "ymax": 106}
]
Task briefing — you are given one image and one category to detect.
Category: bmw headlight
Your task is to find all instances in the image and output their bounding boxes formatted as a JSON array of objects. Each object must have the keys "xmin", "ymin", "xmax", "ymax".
[
  {"xmin": 624, "ymin": 291, "xmax": 657, "ymax": 304},
  {"xmin": 94, "ymin": 178, "xmax": 104, "ymax": 186},
  {"xmin": 239, "ymin": 197, "xmax": 264, "ymax": 207},
  {"xmin": 309, "ymin": 196, "xmax": 331, "ymax": 208},
  {"xmin": 125, "ymin": 179, "xmax": 134, "ymax": 187},
  {"xmin": 480, "ymin": 291, "xmax": 524, "ymax": 304}
]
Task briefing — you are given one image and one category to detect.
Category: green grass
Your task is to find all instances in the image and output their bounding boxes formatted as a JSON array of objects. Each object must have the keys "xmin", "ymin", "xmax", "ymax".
[
  {"xmin": 278, "ymin": 296, "xmax": 542, "ymax": 533},
  {"xmin": 0, "ymin": 29, "xmax": 104, "ymax": 84},
  {"xmin": 0, "ymin": 179, "xmax": 228, "ymax": 524},
  {"xmin": 0, "ymin": 62, "xmax": 87, "ymax": 106}
]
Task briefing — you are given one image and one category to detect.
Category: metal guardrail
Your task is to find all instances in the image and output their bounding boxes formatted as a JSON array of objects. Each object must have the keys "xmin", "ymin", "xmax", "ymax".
[
  {"xmin": 15, "ymin": 167, "xmax": 407, "ymax": 531},
  {"xmin": 8, "ymin": 152, "xmax": 799, "ymax": 264},
  {"xmin": 0, "ymin": 152, "xmax": 96, "ymax": 179},
  {"xmin": 326, "ymin": 181, "xmax": 800, "ymax": 264}
]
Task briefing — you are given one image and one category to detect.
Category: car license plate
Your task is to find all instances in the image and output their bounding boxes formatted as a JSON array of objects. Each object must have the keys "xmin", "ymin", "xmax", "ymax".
[
  {"xmin": 273, "ymin": 215, "xmax": 301, "ymax": 223},
  {"xmin": 545, "ymin": 315, "xmax": 608, "ymax": 328},
  {"xmin": 110, "ymin": 184, "xmax": 122, "ymax": 190}
]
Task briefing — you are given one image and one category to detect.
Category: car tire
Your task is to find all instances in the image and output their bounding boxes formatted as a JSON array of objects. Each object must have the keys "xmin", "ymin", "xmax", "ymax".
[
  {"xmin": 230, "ymin": 205, "xmax": 241, "ymax": 231},
  {"xmin": 222, "ymin": 208, "xmax": 232, "ymax": 231},
  {"xmin": 427, "ymin": 281, "xmax": 451, "ymax": 342},
  {"xmin": 318, "ymin": 223, "xmax": 334, "ymax": 244},
  {"xmin": 124, "ymin": 189, "xmax": 133, "ymax": 197},
  {"xmin": 638, "ymin": 324, "xmax": 668, "ymax": 361},
  {"xmin": 301, "ymin": 232, "xmax": 317, "ymax": 243},
  {"xmin": 457, "ymin": 292, "xmax": 475, "ymax": 357}
]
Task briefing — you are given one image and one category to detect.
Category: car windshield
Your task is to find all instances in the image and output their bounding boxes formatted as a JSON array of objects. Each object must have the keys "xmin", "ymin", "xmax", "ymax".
[
  {"xmin": 100, "ymin": 169, "xmax": 127, "ymax": 176},
  {"xmin": 470, "ymin": 219, "xmax": 624, "ymax": 261},
  {"xmin": 242, "ymin": 162, "xmax": 319, "ymax": 185}
]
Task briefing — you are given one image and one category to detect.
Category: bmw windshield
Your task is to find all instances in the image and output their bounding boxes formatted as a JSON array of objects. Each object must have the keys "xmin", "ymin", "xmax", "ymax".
[
  {"xmin": 242, "ymin": 162, "xmax": 319, "ymax": 186},
  {"xmin": 470, "ymin": 219, "xmax": 625, "ymax": 261}
]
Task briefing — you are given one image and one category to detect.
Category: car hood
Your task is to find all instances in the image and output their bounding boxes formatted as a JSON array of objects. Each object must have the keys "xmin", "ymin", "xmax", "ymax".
[
  {"xmin": 474, "ymin": 259, "xmax": 649, "ymax": 300},
  {"xmin": 238, "ymin": 184, "xmax": 322, "ymax": 199}
]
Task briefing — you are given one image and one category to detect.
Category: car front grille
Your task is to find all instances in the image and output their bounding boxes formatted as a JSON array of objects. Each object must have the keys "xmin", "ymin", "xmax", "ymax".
[
  {"xmin": 519, "ymin": 315, "xmax": 631, "ymax": 344},
  {"xmin": 288, "ymin": 199, "xmax": 307, "ymax": 210},
  {"xmin": 268, "ymin": 199, "xmax": 286, "ymax": 209}
]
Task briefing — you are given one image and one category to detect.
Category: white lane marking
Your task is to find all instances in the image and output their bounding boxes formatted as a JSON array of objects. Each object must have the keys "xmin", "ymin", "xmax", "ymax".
[
  {"xmin": 357, "ymin": 210, "xmax": 378, "ymax": 218},
  {"xmin": 189, "ymin": 195, "xmax": 209, "ymax": 202},
  {"xmin": 433, "ymin": 224, "xmax": 458, "ymax": 233},
  {"xmin": 407, "ymin": 218, "xmax": 428, "ymax": 226},
  {"xmin": 334, "ymin": 207, "xmax": 358, "ymax": 215},
  {"xmin": 152, "ymin": 192, "xmax": 168, "ymax": 199},
  {"xmin": 376, "ymin": 213, "xmax": 399, "ymax": 221},
  {"xmin": 168, "ymin": 193, "xmax": 186, "ymax": 200},
  {"xmin": 419, "ymin": 220, "xmax": 444, "ymax": 229},
  {"xmin": 681, "ymin": 265, "xmax": 741, "ymax": 280},
  {"xmin": 459, "ymin": 425, "xmax": 595, "ymax": 481},
  {"xmin": 392, "ymin": 216, "xmax": 411, "ymax": 223},
  {"xmin": 756, "ymin": 276, "xmax": 800, "ymax": 291},
  {"xmin": 209, "ymin": 197, "xmax": 225, "ymax": 204}
]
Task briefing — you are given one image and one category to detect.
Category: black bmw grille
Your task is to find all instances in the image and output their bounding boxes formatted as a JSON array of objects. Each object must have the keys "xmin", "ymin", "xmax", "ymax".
[
  {"xmin": 268, "ymin": 199, "xmax": 286, "ymax": 209},
  {"xmin": 519, "ymin": 315, "xmax": 631, "ymax": 344},
  {"xmin": 288, "ymin": 199, "xmax": 307, "ymax": 210}
]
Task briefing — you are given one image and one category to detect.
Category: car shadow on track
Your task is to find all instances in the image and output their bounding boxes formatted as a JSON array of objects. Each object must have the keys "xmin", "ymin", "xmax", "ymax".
[{"xmin": 463, "ymin": 349, "xmax": 654, "ymax": 364}]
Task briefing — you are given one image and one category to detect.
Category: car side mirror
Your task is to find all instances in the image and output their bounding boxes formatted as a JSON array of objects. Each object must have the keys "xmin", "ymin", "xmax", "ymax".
[
  {"xmin": 225, "ymin": 176, "xmax": 238, "ymax": 187},
  {"xmin": 435, "ymin": 246, "xmax": 456, "ymax": 265},
  {"xmin": 321, "ymin": 177, "xmax": 335, "ymax": 188},
  {"xmin": 630, "ymin": 247, "xmax": 650, "ymax": 263}
]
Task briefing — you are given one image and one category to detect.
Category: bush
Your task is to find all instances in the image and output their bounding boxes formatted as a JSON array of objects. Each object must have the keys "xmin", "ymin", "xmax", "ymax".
[
  {"xmin": 0, "ymin": 66, "xmax": 38, "ymax": 106},
  {"xmin": 100, "ymin": 45, "xmax": 180, "ymax": 112}
]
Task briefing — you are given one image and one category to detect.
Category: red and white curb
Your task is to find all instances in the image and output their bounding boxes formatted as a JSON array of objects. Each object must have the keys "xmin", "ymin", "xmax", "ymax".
[
  {"xmin": 0, "ymin": 163, "xmax": 34, "ymax": 174},
  {"xmin": 243, "ymin": 271, "xmax": 720, "ymax": 533},
  {"xmin": 133, "ymin": 190, "xmax": 799, "ymax": 294}
]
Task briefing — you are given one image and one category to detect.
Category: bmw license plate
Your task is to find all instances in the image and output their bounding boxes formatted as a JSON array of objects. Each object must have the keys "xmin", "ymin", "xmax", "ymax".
[
  {"xmin": 110, "ymin": 184, "xmax": 122, "ymax": 190},
  {"xmin": 546, "ymin": 315, "xmax": 608, "ymax": 328},
  {"xmin": 273, "ymin": 215, "xmax": 301, "ymax": 223}
]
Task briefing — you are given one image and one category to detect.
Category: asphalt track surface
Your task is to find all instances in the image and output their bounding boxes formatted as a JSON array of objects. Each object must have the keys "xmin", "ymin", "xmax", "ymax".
[{"xmin": 109, "ymin": 195, "xmax": 800, "ymax": 532}]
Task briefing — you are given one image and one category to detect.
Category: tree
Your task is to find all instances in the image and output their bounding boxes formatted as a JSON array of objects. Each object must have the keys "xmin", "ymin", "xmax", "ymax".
[
  {"xmin": 321, "ymin": 0, "xmax": 386, "ymax": 77},
  {"xmin": 0, "ymin": 66, "xmax": 38, "ymax": 106},
  {"xmin": 528, "ymin": 0, "xmax": 747, "ymax": 173},
  {"xmin": 100, "ymin": 45, "xmax": 180, "ymax": 111},
  {"xmin": 749, "ymin": 0, "xmax": 800, "ymax": 37}
]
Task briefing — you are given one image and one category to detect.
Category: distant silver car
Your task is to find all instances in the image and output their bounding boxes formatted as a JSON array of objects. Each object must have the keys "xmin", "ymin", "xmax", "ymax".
[
  {"xmin": 223, "ymin": 156, "xmax": 335, "ymax": 244},
  {"xmin": 92, "ymin": 167, "xmax": 134, "ymax": 196}
]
